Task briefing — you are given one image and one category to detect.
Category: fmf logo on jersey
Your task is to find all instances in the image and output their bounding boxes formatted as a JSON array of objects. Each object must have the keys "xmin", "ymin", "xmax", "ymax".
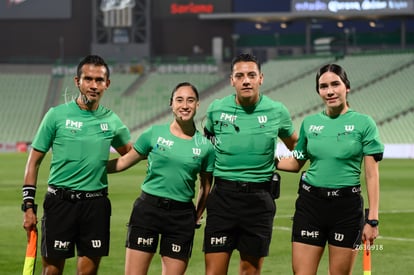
[
  {"xmin": 309, "ymin": 125, "xmax": 324, "ymax": 133},
  {"xmin": 157, "ymin": 136, "xmax": 174, "ymax": 148},
  {"xmin": 219, "ymin": 112, "xmax": 237, "ymax": 123},
  {"xmin": 65, "ymin": 120, "xmax": 83, "ymax": 130}
]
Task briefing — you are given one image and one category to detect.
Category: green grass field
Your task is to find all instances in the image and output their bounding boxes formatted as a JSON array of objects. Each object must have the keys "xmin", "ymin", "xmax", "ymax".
[{"xmin": 1, "ymin": 153, "xmax": 413, "ymax": 274}]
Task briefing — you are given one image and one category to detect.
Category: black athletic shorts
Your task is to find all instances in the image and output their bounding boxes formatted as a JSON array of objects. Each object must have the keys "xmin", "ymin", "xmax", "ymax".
[
  {"xmin": 203, "ymin": 180, "xmax": 276, "ymax": 258},
  {"xmin": 126, "ymin": 192, "xmax": 196, "ymax": 260},
  {"xmin": 41, "ymin": 192, "xmax": 111, "ymax": 258},
  {"xmin": 292, "ymin": 182, "xmax": 364, "ymax": 248}
]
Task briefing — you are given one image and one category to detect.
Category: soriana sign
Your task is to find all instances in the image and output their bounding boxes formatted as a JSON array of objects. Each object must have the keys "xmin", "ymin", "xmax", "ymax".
[
  {"xmin": 171, "ymin": 2, "xmax": 214, "ymax": 14},
  {"xmin": 152, "ymin": 0, "xmax": 231, "ymax": 18}
]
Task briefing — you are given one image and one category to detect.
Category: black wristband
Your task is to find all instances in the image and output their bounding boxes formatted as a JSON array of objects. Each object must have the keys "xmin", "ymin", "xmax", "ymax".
[
  {"xmin": 21, "ymin": 202, "xmax": 38, "ymax": 214},
  {"xmin": 22, "ymin": 185, "xmax": 36, "ymax": 204}
]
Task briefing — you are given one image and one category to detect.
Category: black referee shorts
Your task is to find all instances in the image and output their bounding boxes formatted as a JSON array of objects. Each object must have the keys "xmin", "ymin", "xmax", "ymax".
[
  {"xmin": 126, "ymin": 192, "xmax": 196, "ymax": 260},
  {"xmin": 41, "ymin": 192, "xmax": 111, "ymax": 258},
  {"xmin": 292, "ymin": 182, "xmax": 364, "ymax": 248},
  {"xmin": 203, "ymin": 180, "xmax": 276, "ymax": 258}
]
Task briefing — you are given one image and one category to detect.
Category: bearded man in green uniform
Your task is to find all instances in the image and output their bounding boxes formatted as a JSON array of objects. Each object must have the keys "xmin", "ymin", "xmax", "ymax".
[{"xmin": 22, "ymin": 55, "xmax": 132, "ymax": 275}]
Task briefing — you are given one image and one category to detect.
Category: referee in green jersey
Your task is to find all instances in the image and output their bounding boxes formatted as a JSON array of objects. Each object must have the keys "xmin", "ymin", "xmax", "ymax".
[
  {"xmin": 107, "ymin": 82, "xmax": 215, "ymax": 274},
  {"xmin": 277, "ymin": 64, "xmax": 384, "ymax": 275},
  {"xmin": 203, "ymin": 53, "xmax": 298, "ymax": 274},
  {"xmin": 22, "ymin": 55, "xmax": 132, "ymax": 275}
]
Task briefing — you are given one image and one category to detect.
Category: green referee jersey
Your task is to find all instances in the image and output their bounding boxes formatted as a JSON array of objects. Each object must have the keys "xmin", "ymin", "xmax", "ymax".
[
  {"xmin": 205, "ymin": 94, "xmax": 295, "ymax": 183},
  {"xmin": 135, "ymin": 124, "xmax": 215, "ymax": 202},
  {"xmin": 31, "ymin": 100, "xmax": 130, "ymax": 191},
  {"xmin": 295, "ymin": 109, "xmax": 384, "ymax": 188}
]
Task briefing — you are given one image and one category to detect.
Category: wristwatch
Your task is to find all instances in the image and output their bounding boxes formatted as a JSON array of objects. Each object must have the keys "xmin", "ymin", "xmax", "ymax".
[
  {"xmin": 21, "ymin": 203, "xmax": 37, "ymax": 214},
  {"xmin": 366, "ymin": 219, "xmax": 379, "ymax": 227}
]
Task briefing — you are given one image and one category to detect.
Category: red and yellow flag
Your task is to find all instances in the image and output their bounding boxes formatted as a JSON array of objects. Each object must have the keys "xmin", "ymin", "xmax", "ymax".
[{"xmin": 22, "ymin": 228, "xmax": 37, "ymax": 275}]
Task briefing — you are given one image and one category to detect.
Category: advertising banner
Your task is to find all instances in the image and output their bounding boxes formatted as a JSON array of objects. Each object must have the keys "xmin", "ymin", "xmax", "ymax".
[
  {"xmin": 291, "ymin": 0, "xmax": 414, "ymax": 14},
  {"xmin": 151, "ymin": 0, "xmax": 231, "ymax": 18},
  {"xmin": 0, "ymin": 0, "xmax": 71, "ymax": 19}
]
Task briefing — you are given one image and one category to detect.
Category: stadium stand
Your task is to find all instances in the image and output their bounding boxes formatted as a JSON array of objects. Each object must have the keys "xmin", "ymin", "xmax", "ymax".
[
  {"xmin": 1, "ymin": 51, "xmax": 413, "ymax": 145},
  {"xmin": 117, "ymin": 71, "xmax": 224, "ymax": 137},
  {"xmin": 272, "ymin": 51, "xmax": 414, "ymax": 138},
  {"xmin": 345, "ymin": 63, "xmax": 414, "ymax": 122},
  {"xmin": 379, "ymin": 111, "xmax": 414, "ymax": 143},
  {"xmin": 0, "ymin": 73, "xmax": 51, "ymax": 142},
  {"xmin": 260, "ymin": 56, "xmax": 336, "ymax": 93}
]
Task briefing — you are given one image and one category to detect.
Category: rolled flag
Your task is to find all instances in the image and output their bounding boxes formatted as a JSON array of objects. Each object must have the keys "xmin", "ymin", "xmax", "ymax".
[
  {"xmin": 22, "ymin": 227, "xmax": 37, "ymax": 275},
  {"xmin": 363, "ymin": 240, "xmax": 371, "ymax": 275}
]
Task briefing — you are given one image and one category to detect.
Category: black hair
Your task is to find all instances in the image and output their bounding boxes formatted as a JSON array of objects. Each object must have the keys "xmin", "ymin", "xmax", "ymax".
[
  {"xmin": 315, "ymin": 63, "xmax": 350, "ymax": 93},
  {"xmin": 76, "ymin": 54, "xmax": 110, "ymax": 79},
  {"xmin": 231, "ymin": 53, "xmax": 261, "ymax": 72},
  {"xmin": 169, "ymin": 82, "xmax": 199, "ymax": 106}
]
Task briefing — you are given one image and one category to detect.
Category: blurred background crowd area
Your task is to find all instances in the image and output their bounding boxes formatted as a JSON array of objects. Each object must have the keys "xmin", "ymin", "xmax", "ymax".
[{"xmin": 1, "ymin": 0, "xmax": 413, "ymax": 157}]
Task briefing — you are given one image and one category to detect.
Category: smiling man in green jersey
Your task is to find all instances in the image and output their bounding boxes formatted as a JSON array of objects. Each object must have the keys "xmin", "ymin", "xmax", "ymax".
[
  {"xmin": 203, "ymin": 53, "xmax": 298, "ymax": 275},
  {"xmin": 22, "ymin": 55, "xmax": 132, "ymax": 275}
]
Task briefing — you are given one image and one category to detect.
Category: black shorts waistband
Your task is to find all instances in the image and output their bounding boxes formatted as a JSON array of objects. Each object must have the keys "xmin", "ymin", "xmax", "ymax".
[
  {"xmin": 215, "ymin": 177, "xmax": 270, "ymax": 193},
  {"xmin": 48, "ymin": 185, "xmax": 108, "ymax": 201},
  {"xmin": 140, "ymin": 191, "xmax": 194, "ymax": 210},
  {"xmin": 299, "ymin": 181, "xmax": 361, "ymax": 199}
]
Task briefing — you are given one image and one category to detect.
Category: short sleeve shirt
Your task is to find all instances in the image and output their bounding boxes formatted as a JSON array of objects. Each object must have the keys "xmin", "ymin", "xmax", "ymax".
[
  {"xmin": 205, "ymin": 94, "xmax": 295, "ymax": 183},
  {"xmin": 294, "ymin": 109, "xmax": 384, "ymax": 188},
  {"xmin": 134, "ymin": 124, "xmax": 215, "ymax": 202},
  {"xmin": 31, "ymin": 100, "xmax": 130, "ymax": 191}
]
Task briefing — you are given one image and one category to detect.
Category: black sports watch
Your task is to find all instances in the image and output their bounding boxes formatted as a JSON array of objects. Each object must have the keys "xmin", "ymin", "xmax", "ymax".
[
  {"xmin": 366, "ymin": 219, "xmax": 379, "ymax": 227},
  {"xmin": 21, "ymin": 203, "xmax": 37, "ymax": 214}
]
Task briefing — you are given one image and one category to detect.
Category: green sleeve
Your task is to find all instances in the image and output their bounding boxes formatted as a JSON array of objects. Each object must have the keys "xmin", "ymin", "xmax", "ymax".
[
  {"xmin": 277, "ymin": 103, "xmax": 295, "ymax": 139},
  {"xmin": 362, "ymin": 116, "xmax": 384, "ymax": 156},
  {"xmin": 31, "ymin": 108, "xmax": 56, "ymax": 152},
  {"xmin": 133, "ymin": 126, "xmax": 153, "ymax": 156},
  {"xmin": 294, "ymin": 121, "xmax": 308, "ymax": 160}
]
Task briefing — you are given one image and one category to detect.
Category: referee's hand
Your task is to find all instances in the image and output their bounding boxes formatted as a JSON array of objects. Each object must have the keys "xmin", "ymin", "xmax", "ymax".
[{"xmin": 195, "ymin": 216, "xmax": 203, "ymax": 229}]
